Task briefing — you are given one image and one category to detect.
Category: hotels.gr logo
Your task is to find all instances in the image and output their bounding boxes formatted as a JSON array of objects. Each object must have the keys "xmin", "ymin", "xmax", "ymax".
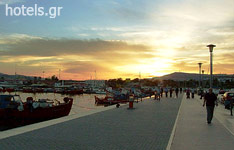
[{"xmin": 5, "ymin": 4, "xmax": 63, "ymax": 19}]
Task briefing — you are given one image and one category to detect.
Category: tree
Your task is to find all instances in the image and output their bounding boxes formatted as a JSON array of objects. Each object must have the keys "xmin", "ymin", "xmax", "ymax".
[{"xmin": 51, "ymin": 75, "xmax": 59, "ymax": 81}]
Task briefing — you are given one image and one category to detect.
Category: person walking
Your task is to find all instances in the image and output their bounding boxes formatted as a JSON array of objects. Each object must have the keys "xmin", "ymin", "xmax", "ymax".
[
  {"xmin": 169, "ymin": 88, "xmax": 173, "ymax": 98},
  {"xmin": 154, "ymin": 87, "xmax": 160, "ymax": 101},
  {"xmin": 160, "ymin": 87, "xmax": 164, "ymax": 98},
  {"xmin": 164, "ymin": 87, "xmax": 168, "ymax": 98},
  {"xmin": 186, "ymin": 88, "xmax": 190, "ymax": 99},
  {"xmin": 203, "ymin": 88, "xmax": 218, "ymax": 124},
  {"xmin": 180, "ymin": 87, "xmax": 182, "ymax": 94},
  {"xmin": 191, "ymin": 89, "xmax": 195, "ymax": 99},
  {"xmin": 175, "ymin": 87, "xmax": 179, "ymax": 98},
  {"xmin": 200, "ymin": 89, "xmax": 204, "ymax": 99}
]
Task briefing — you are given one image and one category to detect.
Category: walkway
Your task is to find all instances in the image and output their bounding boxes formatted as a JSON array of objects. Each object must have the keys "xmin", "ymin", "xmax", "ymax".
[
  {"xmin": 0, "ymin": 95, "xmax": 182, "ymax": 150},
  {"xmin": 170, "ymin": 94, "xmax": 234, "ymax": 150}
]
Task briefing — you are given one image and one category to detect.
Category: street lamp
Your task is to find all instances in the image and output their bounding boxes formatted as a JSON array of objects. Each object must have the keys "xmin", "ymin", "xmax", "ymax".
[
  {"xmin": 198, "ymin": 63, "xmax": 203, "ymax": 88},
  {"xmin": 207, "ymin": 44, "xmax": 216, "ymax": 88},
  {"xmin": 202, "ymin": 70, "xmax": 204, "ymax": 88}
]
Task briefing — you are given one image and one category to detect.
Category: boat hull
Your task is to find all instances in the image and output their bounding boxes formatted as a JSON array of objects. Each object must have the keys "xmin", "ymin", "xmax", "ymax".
[
  {"xmin": 0, "ymin": 99, "xmax": 73, "ymax": 129},
  {"xmin": 95, "ymin": 96, "xmax": 128, "ymax": 105}
]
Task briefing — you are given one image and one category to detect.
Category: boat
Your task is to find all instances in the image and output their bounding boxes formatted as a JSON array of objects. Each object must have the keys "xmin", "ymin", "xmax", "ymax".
[
  {"xmin": 54, "ymin": 87, "xmax": 83, "ymax": 95},
  {"xmin": 6, "ymin": 88, "xmax": 15, "ymax": 93},
  {"xmin": 95, "ymin": 88, "xmax": 130, "ymax": 105},
  {"xmin": 64, "ymin": 88, "xmax": 83, "ymax": 95},
  {"xmin": 22, "ymin": 87, "xmax": 34, "ymax": 93},
  {"xmin": 95, "ymin": 96, "xmax": 129, "ymax": 105},
  {"xmin": 0, "ymin": 94, "xmax": 73, "ymax": 129},
  {"xmin": 92, "ymin": 87, "xmax": 106, "ymax": 94}
]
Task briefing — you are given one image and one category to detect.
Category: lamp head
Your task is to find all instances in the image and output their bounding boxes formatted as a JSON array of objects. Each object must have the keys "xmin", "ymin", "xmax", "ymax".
[{"xmin": 207, "ymin": 44, "xmax": 216, "ymax": 52}]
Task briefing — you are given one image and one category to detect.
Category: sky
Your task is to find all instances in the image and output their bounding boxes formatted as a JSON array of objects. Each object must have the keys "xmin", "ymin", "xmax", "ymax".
[{"xmin": 0, "ymin": 0, "xmax": 234, "ymax": 80}]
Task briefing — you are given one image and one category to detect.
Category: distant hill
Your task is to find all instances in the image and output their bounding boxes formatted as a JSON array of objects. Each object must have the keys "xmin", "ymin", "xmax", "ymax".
[
  {"xmin": 152, "ymin": 72, "xmax": 234, "ymax": 81},
  {"xmin": 0, "ymin": 72, "xmax": 34, "ymax": 80}
]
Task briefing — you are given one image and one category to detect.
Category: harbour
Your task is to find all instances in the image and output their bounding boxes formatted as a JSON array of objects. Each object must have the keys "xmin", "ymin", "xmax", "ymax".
[{"xmin": 1, "ymin": 0, "xmax": 234, "ymax": 149}]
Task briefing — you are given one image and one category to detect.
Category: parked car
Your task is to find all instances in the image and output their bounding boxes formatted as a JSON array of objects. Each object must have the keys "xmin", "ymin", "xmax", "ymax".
[
  {"xmin": 222, "ymin": 92, "xmax": 234, "ymax": 109},
  {"xmin": 219, "ymin": 89, "xmax": 226, "ymax": 94}
]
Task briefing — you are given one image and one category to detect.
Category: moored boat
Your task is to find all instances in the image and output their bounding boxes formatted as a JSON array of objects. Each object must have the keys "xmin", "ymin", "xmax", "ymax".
[
  {"xmin": 0, "ymin": 94, "xmax": 73, "ymax": 129},
  {"xmin": 95, "ymin": 96, "xmax": 129, "ymax": 105}
]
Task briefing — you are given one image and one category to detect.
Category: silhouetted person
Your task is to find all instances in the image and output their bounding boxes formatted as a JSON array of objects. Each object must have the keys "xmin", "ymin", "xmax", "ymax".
[
  {"xmin": 175, "ymin": 87, "xmax": 179, "ymax": 98},
  {"xmin": 165, "ymin": 87, "xmax": 168, "ymax": 98},
  {"xmin": 186, "ymin": 89, "xmax": 190, "ymax": 99},
  {"xmin": 200, "ymin": 90, "xmax": 204, "ymax": 99},
  {"xmin": 154, "ymin": 87, "xmax": 160, "ymax": 101},
  {"xmin": 160, "ymin": 87, "xmax": 163, "ymax": 97},
  {"xmin": 180, "ymin": 88, "xmax": 182, "ymax": 94},
  {"xmin": 203, "ymin": 88, "xmax": 218, "ymax": 124},
  {"xmin": 191, "ymin": 89, "xmax": 195, "ymax": 99},
  {"xmin": 169, "ymin": 88, "xmax": 173, "ymax": 98}
]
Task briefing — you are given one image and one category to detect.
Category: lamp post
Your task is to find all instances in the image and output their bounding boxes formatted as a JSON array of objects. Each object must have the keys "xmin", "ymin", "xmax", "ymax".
[
  {"xmin": 202, "ymin": 70, "xmax": 204, "ymax": 88},
  {"xmin": 198, "ymin": 63, "xmax": 203, "ymax": 88},
  {"xmin": 207, "ymin": 44, "xmax": 216, "ymax": 88}
]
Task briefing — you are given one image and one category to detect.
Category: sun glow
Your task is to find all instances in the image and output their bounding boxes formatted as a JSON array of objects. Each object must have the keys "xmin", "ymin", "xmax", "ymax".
[{"xmin": 114, "ymin": 57, "xmax": 173, "ymax": 78}]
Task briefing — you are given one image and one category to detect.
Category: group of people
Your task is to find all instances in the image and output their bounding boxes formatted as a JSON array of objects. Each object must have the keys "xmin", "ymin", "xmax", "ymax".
[
  {"xmin": 186, "ymin": 88, "xmax": 195, "ymax": 99},
  {"xmin": 152, "ymin": 87, "xmax": 182, "ymax": 101},
  {"xmin": 152, "ymin": 87, "xmax": 218, "ymax": 125}
]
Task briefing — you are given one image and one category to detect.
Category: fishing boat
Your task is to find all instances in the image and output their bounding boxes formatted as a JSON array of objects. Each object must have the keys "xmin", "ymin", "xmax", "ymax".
[
  {"xmin": 54, "ymin": 87, "xmax": 83, "ymax": 95},
  {"xmin": 95, "ymin": 90, "xmax": 129, "ymax": 105},
  {"xmin": 95, "ymin": 96, "xmax": 129, "ymax": 105},
  {"xmin": 0, "ymin": 94, "xmax": 73, "ymax": 129}
]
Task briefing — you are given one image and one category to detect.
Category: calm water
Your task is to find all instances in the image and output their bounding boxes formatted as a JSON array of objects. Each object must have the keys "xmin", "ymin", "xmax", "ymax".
[{"xmin": 13, "ymin": 92, "xmax": 106, "ymax": 115}]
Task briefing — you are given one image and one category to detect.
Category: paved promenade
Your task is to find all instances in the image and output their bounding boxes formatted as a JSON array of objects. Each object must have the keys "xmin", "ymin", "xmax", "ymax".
[
  {"xmin": 1, "ymin": 93, "xmax": 234, "ymax": 150},
  {"xmin": 0, "ymin": 95, "xmax": 182, "ymax": 150},
  {"xmin": 170, "ymin": 95, "xmax": 234, "ymax": 150}
]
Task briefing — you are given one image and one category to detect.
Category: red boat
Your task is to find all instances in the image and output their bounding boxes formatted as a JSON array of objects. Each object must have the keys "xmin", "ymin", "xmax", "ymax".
[
  {"xmin": 22, "ymin": 88, "xmax": 34, "ymax": 93},
  {"xmin": 6, "ymin": 88, "xmax": 15, "ymax": 93},
  {"xmin": 54, "ymin": 88, "xmax": 83, "ymax": 95},
  {"xmin": 64, "ymin": 89, "xmax": 83, "ymax": 95},
  {"xmin": 0, "ymin": 89, "xmax": 7, "ymax": 93},
  {"xmin": 95, "ymin": 96, "xmax": 129, "ymax": 105},
  {"xmin": 0, "ymin": 95, "xmax": 73, "ymax": 129}
]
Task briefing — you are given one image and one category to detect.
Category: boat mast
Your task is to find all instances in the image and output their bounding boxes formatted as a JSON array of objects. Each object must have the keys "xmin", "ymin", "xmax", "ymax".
[
  {"xmin": 14, "ymin": 63, "xmax": 17, "ymax": 84},
  {"xmin": 95, "ymin": 70, "xmax": 97, "ymax": 87},
  {"xmin": 139, "ymin": 71, "xmax": 141, "ymax": 88},
  {"xmin": 59, "ymin": 69, "xmax": 61, "ymax": 80}
]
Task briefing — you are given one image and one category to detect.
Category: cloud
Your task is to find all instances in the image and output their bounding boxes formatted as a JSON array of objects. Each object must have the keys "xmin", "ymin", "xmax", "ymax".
[
  {"xmin": 63, "ymin": 61, "xmax": 110, "ymax": 74},
  {"xmin": 0, "ymin": 35, "xmax": 151, "ymax": 57},
  {"xmin": 0, "ymin": 34, "xmax": 158, "ymax": 79}
]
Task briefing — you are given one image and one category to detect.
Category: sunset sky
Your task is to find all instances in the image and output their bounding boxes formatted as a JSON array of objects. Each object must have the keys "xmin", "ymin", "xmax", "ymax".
[{"xmin": 0, "ymin": 0, "xmax": 234, "ymax": 80}]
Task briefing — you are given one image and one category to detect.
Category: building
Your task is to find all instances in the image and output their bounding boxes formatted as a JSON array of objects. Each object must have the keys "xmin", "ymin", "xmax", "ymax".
[{"xmin": 85, "ymin": 80, "xmax": 106, "ymax": 88}]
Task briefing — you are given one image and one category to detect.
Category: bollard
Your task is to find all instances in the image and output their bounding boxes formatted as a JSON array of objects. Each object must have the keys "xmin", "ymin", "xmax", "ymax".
[
  {"xmin": 128, "ymin": 94, "xmax": 134, "ymax": 109},
  {"xmin": 129, "ymin": 101, "xmax": 133, "ymax": 108}
]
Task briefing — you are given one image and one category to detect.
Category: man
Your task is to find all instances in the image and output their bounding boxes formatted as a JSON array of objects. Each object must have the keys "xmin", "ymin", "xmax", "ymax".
[
  {"xmin": 175, "ymin": 87, "xmax": 179, "ymax": 98},
  {"xmin": 191, "ymin": 88, "xmax": 195, "ymax": 99},
  {"xmin": 160, "ymin": 87, "xmax": 164, "ymax": 98},
  {"xmin": 164, "ymin": 87, "xmax": 168, "ymax": 97},
  {"xmin": 186, "ymin": 88, "xmax": 190, "ymax": 99},
  {"xmin": 203, "ymin": 88, "xmax": 218, "ymax": 124},
  {"xmin": 169, "ymin": 88, "xmax": 173, "ymax": 98},
  {"xmin": 154, "ymin": 87, "xmax": 161, "ymax": 101}
]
